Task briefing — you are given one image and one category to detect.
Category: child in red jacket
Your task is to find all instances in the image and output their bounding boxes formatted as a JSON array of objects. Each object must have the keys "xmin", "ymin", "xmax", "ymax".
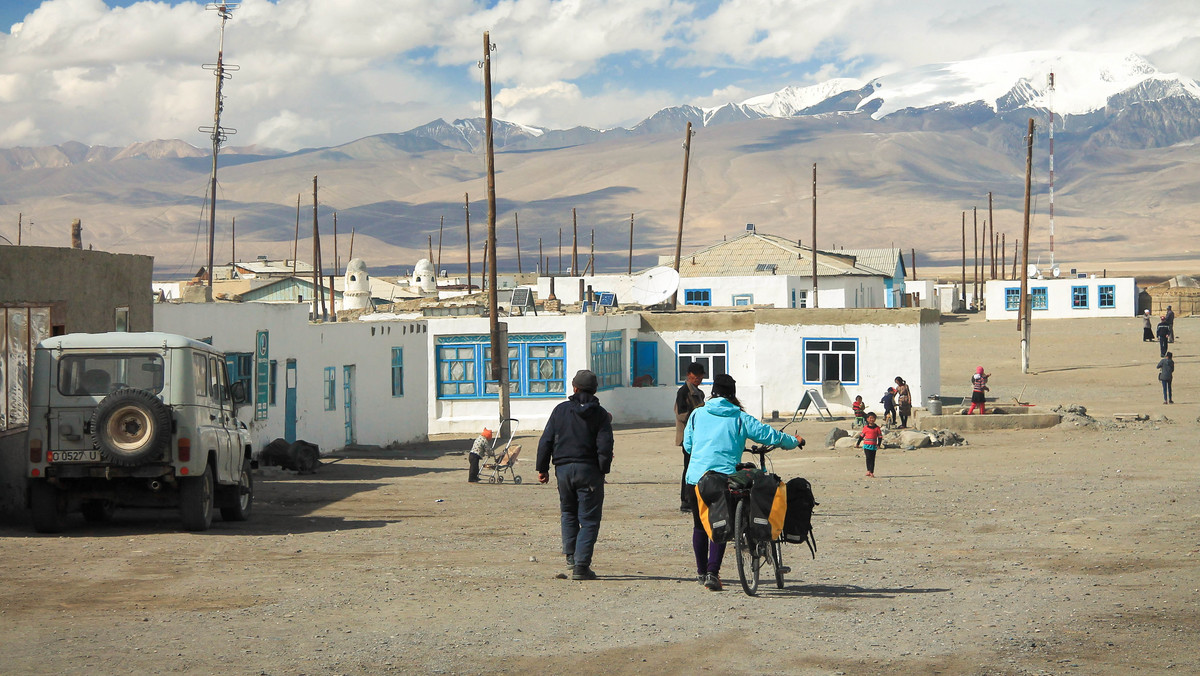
[{"xmin": 855, "ymin": 412, "xmax": 884, "ymax": 478}]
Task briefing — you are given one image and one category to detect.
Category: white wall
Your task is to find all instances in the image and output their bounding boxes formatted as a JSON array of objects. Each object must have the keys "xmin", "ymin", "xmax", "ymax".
[
  {"xmin": 534, "ymin": 273, "xmax": 887, "ymax": 309},
  {"xmin": 155, "ymin": 303, "xmax": 430, "ymax": 454},
  {"xmin": 904, "ymin": 280, "xmax": 938, "ymax": 309},
  {"xmin": 984, "ymin": 277, "xmax": 1138, "ymax": 320}
]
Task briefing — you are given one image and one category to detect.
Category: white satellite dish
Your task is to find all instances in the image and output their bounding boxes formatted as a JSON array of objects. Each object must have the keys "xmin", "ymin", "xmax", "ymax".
[
  {"xmin": 1026, "ymin": 263, "xmax": 1040, "ymax": 279},
  {"xmin": 630, "ymin": 266, "xmax": 680, "ymax": 306},
  {"xmin": 1051, "ymin": 266, "xmax": 1061, "ymax": 278}
]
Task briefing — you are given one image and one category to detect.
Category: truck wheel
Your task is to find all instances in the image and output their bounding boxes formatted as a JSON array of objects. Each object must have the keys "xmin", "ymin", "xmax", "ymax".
[
  {"xmin": 219, "ymin": 459, "xmax": 254, "ymax": 522},
  {"xmin": 31, "ymin": 482, "xmax": 65, "ymax": 533},
  {"xmin": 81, "ymin": 500, "xmax": 116, "ymax": 523},
  {"xmin": 180, "ymin": 464, "xmax": 214, "ymax": 531},
  {"xmin": 91, "ymin": 388, "xmax": 172, "ymax": 467}
]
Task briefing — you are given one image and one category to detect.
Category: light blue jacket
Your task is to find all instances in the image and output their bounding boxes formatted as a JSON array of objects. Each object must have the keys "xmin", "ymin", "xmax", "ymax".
[{"xmin": 683, "ymin": 397, "xmax": 799, "ymax": 485}]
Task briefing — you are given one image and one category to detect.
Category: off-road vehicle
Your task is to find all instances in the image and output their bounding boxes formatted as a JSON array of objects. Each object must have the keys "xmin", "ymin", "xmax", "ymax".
[{"xmin": 26, "ymin": 332, "xmax": 254, "ymax": 532}]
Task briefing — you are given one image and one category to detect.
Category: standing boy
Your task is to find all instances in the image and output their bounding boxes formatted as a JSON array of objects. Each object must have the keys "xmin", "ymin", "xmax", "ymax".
[
  {"xmin": 674, "ymin": 362, "xmax": 706, "ymax": 512},
  {"xmin": 537, "ymin": 370, "xmax": 614, "ymax": 581},
  {"xmin": 855, "ymin": 412, "xmax": 884, "ymax": 478}
]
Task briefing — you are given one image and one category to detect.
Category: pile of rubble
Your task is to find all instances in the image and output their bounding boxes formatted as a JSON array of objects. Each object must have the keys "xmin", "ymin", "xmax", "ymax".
[
  {"xmin": 1052, "ymin": 403, "xmax": 1101, "ymax": 430},
  {"xmin": 825, "ymin": 426, "xmax": 967, "ymax": 450}
]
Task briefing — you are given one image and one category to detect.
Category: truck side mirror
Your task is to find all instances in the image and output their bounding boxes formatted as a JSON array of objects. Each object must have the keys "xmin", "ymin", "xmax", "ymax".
[{"xmin": 229, "ymin": 380, "xmax": 249, "ymax": 405}]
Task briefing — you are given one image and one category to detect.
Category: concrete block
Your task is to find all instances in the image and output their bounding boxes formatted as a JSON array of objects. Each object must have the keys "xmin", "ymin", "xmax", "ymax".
[{"xmin": 915, "ymin": 413, "xmax": 1062, "ymax": 431}]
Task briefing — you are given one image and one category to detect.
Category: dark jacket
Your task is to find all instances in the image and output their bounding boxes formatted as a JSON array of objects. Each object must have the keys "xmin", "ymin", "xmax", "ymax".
[
  {"xmin": 1157, "ymin": 322, "xmax": 1170, "ymax": 340},
  {"xmin": 674, "ymin": 382, "xmax": 705, "ymax": 446},
  {"xmin": 1157, "ymin": 358, "xmax": 1174, "ymax": 381},
  {"xmin": 536, "ymin": 392, "xmax": 614, "ymax": 474}
]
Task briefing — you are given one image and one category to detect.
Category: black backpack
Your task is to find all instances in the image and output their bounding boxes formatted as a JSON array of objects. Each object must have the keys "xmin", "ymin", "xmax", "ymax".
[
  {"xmin": 696, "ymin": 471, "xmax": 734, "ymax": 543},
  {"xmin": 782, "ymin": 477, "xmax": 818, "ymax": 558}
]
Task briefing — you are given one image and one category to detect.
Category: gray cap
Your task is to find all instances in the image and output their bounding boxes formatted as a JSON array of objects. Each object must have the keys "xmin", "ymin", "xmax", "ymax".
[{"xmin": 571, "ymin": 369, "xmax": 598, "ymax": 393}]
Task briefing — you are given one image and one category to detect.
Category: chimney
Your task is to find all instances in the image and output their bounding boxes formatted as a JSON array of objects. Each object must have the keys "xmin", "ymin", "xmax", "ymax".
[{"xmin": 70, "ymin": 219, "xmax": 82, "ymax": 249}]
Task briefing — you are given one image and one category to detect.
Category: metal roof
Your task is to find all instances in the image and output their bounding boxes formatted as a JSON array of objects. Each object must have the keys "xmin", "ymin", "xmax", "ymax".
[
  {"xmin": 838, "ymin": 248, "xmax": 905, "ymax": 277},
  {"xmin": 660, "ymin": 232, "xmax": 889, "ymax": 278},
  {"xmin": 37, "ymin": 332, "xmax": 216, "ymax": 351}
]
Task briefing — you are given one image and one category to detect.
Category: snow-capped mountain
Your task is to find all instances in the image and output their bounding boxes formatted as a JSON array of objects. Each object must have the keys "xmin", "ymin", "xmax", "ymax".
[{"xmin": 740, "ymin": 78, "xmax": 865, "ymax": 118}]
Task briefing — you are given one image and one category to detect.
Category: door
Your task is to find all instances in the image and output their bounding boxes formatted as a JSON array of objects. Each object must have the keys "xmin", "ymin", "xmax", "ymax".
[
  {"xmin": 284, "ymin": 359, "xmax": 297, "ymax": 443},
  {"xmin": 630, "ymin": 340, "xmax": 657, "ymax": 387},
  {"xmin": 342, "ymin": 364, "xmax": 356, "ymax": 445}
]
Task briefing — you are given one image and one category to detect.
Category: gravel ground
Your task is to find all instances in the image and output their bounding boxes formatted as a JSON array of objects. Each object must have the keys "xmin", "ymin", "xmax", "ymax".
[{"xmin": 1, "ymin": 315, "xmax": 1197, "ymax": 675}]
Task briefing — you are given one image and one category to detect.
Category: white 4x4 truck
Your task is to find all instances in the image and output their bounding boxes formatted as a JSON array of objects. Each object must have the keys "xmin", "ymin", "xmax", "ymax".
[{"xmin": 26, "ymin": 332, "xmax": 254, "ymax": 532}]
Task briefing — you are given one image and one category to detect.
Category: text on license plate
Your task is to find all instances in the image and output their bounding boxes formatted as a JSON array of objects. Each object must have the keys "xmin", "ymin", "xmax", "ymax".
[{"xmin": 48, "ymin": 450, "xmax": 101, "ymax": 463}]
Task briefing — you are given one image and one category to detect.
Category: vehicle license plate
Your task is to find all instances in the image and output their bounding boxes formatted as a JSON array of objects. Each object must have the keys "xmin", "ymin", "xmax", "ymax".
[{"xmin": 48, "ymin": 450, "xmax": 101, "ymax": 463}]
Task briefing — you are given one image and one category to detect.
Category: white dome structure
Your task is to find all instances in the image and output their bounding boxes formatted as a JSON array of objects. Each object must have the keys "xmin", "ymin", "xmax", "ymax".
[
  {"xmin": 343, "ymin": 259, "xmax": 371, "ymax": 311},
  {"xmin": 412, "ymin": 258, "xmax": 437, "ymax": 294}
]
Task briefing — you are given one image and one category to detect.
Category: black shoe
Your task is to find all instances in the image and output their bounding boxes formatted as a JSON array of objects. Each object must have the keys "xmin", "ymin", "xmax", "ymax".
[
  {"xmin": 703, "ymin": 573, "xmax": 722, "ymax": 591},
  {"xmin": 697, "ymin": 574, "xmax": 706, "ymax": 584},
  {"xmin": 680, "ymin": 503, "xmax": 691, "ymax": 513},
  {"xmin": 572, "ymin": 565, "xmax": 597, "ymax": 581},
  {"xmin": 566, "ymin": 555, "xmax": 575, "ymax": 568}
]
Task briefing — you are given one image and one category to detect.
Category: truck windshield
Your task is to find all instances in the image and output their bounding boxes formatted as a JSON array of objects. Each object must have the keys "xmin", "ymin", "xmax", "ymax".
[{"xmin": 58, "ymin": 354, "xmax": 165, "ymax": 396}]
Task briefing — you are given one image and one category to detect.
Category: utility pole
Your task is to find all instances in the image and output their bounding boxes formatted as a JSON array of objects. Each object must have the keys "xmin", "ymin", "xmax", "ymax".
[
  {"xmin": 988, "ymin": 192, "xmax": 995, "ymax": 279},
  {"xmin": 1019, "ymin": 118, "xmax": 1035, "ymax": 373},
  {"xmin": 428, "ymin": 234, "xmax": 433, "ymax": 262},
  {"xmin": 514, "ymin": 212, "xmax": 522, "ymax": 273},
  {"xmin": 348, "ymin": 228, "xmax": 355, "ymax": 261},
  {"xmin": 332, "ymin": 212, "xmax": 339, "ymax": 277},
  {"xmin": 481, "ymin": 31, "xmax": 510, "ymax": 439},
  {"xmin": 960, "ymin": 212, "xmax": 966, "ymax": 309},
  {"xmin": 231, "ymin": 217, "xmax": 235, "ymax": 263},
  {"xmin": 571, "ymin": 208, "xmax": 578, "ymax": 275},
  {"xmin": 464, "ymin": 192, "xmax": 472, "ymax": 289},
  {"xmin": 973, "ymin": 207, "xmax": 979, "ymax": 308},
  {"xmin": 1001, "ymin": 234, "xmax": 1006, "ymax": 281},
  {"xmin": 671, "ymin": 121, "xmax": 694, "ymax": 309},
  {"xmin": 1012, "ymin": 239, "xmax": 1019, "ymax": 280},
  {"xmin": 292, "ymin": 193, "xmax": 300, "ymax": 275},
  {"xmin": 910, "ymin": 248, "xmax": 916, "ymax": 279},
  {"xmin": 628, "ymin": 213, "xmax": 634, "ymax": 274},
  {"xmin": 200, "ymin": 2, "xmax": 239, "ymax": 301},
  {"xmin": 811, "ymin": 163, "xmax": 818, "ymax": 308},
  {"xmin": 558, "ymin": 228, "xmax": 562, "ymax": 275},
  {"xmin": 16, "ymin": 212, "xmax": 21, "ymax": 245},
  {"xmin": 586, "ymin": 229, "xmax": 594, "ymax": 276},
  {"xmin": 538, "ymin": 238, "xmax": 543, "ymax": 275},
  {"xmin": 437, "ymin": 215, "xmax": 444, "ymax": 276},
  {"xmin": 311, "ymin": 176, "xmax": 322, "ymax": 320}
]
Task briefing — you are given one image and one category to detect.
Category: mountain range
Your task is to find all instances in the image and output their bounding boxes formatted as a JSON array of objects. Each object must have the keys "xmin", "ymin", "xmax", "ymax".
[{"xmin": 1, "ymin": 50, "xmax": 1197, "ymax": 278}]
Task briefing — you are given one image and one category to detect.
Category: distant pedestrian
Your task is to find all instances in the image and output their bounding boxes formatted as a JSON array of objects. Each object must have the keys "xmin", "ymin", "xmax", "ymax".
[
  {"xmin": 894, "ymin": 377, "xmax": 912, "ymax": 428},
  {"xmin": 852, "ymin": 395, "xmax": 866, "ymax": 428},
  {"xmin": 880, "ymin": 387, "xmax": 897, "ymax": 426},
  {"xmin": 1157, "ymin": 352, "xmax": 1174, "ymax": 405},
  {"xmin": 536, "ymin": 370, "xmax": 615, "ymax": 581},
  {"xmin": 467, "ymin": 428, "xmax": 492, "ymax": 483},
  {"xmin": 1142, "ymin": 310, "xmax": 1154, "ymax": 342},
  {"xmin": 674, "ymin": 362, "xmax": 707, "ymax": 512},
  {"xmin": 1165, "ymin": 305, "xmax": 1176, "ymax": 343},
  {"xmin": 1157, "ymin": 317, "xmax": 1170, "ymax": 358},
  {"xmin": 967, "ymin": 366, "xmax": 991, "ymax": 415},
  {"xmin": 855, "ymin": 412, "xmax": 883, "ymax": 478}
]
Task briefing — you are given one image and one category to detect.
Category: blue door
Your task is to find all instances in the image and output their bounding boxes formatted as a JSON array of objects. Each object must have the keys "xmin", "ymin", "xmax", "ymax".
[
  {"xmin": 284, "ymin": 359, "xmax": 297, "ymax": 443},
  {"xmin": 343, "ymin": 364, "xmax": 356, "ymax": 445},
  {"xmin": 630, "ymin": 340, "xmax": 657, "ymax": 387}
]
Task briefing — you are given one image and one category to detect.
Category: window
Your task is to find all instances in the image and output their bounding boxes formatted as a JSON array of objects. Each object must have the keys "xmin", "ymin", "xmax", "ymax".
[
  {"xmin": 683, "ymin": 289, "xmax": 711, "ymax": 306},
  {"xmin": 731, "ymin": 294, "xmax": 754, "ymax": 306},
  {"xmin": 1071, "ymin": 286, "xmax": 1088, "ymax": 309},
  {"xmin": 323, "ymin": 366, "xmax": 336, "ymax": 410},
  {"xmin": 225, "ymin": 352, "xmax": 252, "ymax": 396},
  {"xmin": 269, "ymin": 360, "xmax": 278, "ymax": 405},
  {"xmin": 1004, "ymin": 288, "xmax": 1020, "ymax": 311},
  {"xmin": 193, "ymin": 353, "xmax": 209, "ymax": 398},
  {"xmin": 1031, "ymin": 287, "xmax": 1048, "ymax": 310},
  {"xmin": 1098, "ymin": 285, "xmax": 1115, "ymax": 309},
  {"xmin": 791, "ymin": 289, "xmax": 808, "ymax": 309},
  {"xmin": 59, "ymin": 353, "xmax": 164, "ymax": 397},
  {"xmin": 803, "ymin": 339, "xmax": 858, "ymax": 385},
  {"xmin": 675, "ymin": 342, "xmax": 728, "ymax": 384},
  {"xmin": 590, "ymin": 331, "xmax": 622, "ymax": 390},
  {"xmin": 114, "ymin": 306, "xmax": 129, "ymax": 332},
  {"xmin": 436, "ymin": 335, "xmax": 567, "ymax": 399},
  {"xmin": 391, "ymin": 348, "xmax": 404, "ymax": 397}
]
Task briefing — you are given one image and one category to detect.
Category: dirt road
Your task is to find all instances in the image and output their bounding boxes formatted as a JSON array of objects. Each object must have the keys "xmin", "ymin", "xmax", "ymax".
[{"xmin": 2, "ymin": 315, "xmax": 1197, "ymax": 675}]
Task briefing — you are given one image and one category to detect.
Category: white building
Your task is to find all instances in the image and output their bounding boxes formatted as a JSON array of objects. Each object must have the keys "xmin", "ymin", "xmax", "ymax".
[
  {"xmin": 155, "ymin": 302, "xmax": 939, "ymax": 452},
  {"xmin": 983, "ymin": 277, "xmax": 1138, "ymax": 320}
]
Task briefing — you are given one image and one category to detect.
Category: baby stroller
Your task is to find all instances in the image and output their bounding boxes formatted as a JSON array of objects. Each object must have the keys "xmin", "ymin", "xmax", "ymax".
[{"xmin": 481, "ymin": 419, "xmax": 522, "ymax": 484}]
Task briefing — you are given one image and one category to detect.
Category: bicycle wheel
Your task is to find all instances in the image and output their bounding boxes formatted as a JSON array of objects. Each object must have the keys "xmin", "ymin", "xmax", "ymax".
[
  {"xmin": 772, "ymin": 540, "xmax": 785, "ymax": 589},
  {"xmin": 734, "ymin": 500, "xmax": 759, "ymax": 596}
]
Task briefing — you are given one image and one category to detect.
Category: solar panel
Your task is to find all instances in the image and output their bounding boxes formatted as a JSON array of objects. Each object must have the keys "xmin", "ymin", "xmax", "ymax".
[
  {"xmin": 597, "ymin": 292, "xmax": 616, "ymax": 307},
  {"xmin": 510, "ymin": 287, "xmax": 532, "ymax": 308},
  {"xmin": 755, "ymin": 263, "xmax": 777, "ymax": 272}
]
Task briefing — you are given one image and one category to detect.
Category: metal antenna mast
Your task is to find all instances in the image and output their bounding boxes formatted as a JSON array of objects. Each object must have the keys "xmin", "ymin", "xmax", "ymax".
[
  {"xmin": 1047, "ymin": 71, "xmax": 1056, "ymax": 274},
  {"xmin": 199, "ymin": 3, "xmax": 239, "ymax": 298}
]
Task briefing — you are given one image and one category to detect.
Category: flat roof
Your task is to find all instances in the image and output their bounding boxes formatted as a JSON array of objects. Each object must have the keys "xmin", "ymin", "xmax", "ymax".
[{"xmin": 37, "ymin": 332, "xmax": 216, "ymax": 352}]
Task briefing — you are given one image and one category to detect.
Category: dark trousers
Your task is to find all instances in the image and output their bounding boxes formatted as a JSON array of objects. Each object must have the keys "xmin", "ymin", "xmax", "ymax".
[
  {"xmin": 468, "ymin": 452, "xmax": 481, "ymax": 482},
  {"xmin": 680, "ymin": 447, "xmax": 693, "ymax": 508},
  {"xmin": 1162, "ymin": 379, "xmax": 1173, "ymax": 402},
  {"xmin": 690, "ymin": 496, "xmax": 727, "ymax": 575},
  {"xmin": 863, "ymin": 446, "xmax": 877, "ymax": 473},
  {"xmin": 556, "ymin": 463, "xmax": 605, "ymax": 567},
  {"xmin": 1160, "ymin": 335, "xmax": 1169, "ymax": 357}
]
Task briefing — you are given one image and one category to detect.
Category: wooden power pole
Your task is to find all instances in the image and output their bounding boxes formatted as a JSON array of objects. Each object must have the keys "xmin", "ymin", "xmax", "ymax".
[
  {"xmin": 628, "ymin": 213, "xmax": 635, "ymax": 274},
  {"xmin": 481, "ymin": 31, "xmax": 510, "ymax": 439},
  {"xmin": 671, "ymin": 121, "xmax": 693, "ymax": 309},
  {"xmin": 571, "ymin": 208, "xmax": 579, "ymax": 275},
  {"xmin": 464, "ymin": 193, "xmax": 472, "ymax": 290},
  {"xmin": 1019, "ymin": 118, "xmax": 1035, "ymax": 373},
  {"xmin": 811, "ymin": 163, "xmax": 818, "ymax": 308},
  {"xmin": 514, "ymin": 212, "xmax": 522, "ymax": 274}
]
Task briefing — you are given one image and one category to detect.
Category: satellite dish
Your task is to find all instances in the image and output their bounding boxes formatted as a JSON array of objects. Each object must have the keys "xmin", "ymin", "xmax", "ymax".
[
  {"xmin": 1026, "ymin": 263, "xmax": 1040, "ymax": 279},
  {"xmin": 630, "ymin": 266, "xmax": 680, "ymax": 306},
  {"xmin": 1051, "ymin": 266, "xmax": 1061, "ymax": 278}
]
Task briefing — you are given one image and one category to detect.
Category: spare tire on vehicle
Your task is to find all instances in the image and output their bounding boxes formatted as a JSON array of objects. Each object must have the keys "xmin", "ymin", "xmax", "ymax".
[{"xmin": 90, "ymin": 388, "xmax": 173, "ymax": 467}]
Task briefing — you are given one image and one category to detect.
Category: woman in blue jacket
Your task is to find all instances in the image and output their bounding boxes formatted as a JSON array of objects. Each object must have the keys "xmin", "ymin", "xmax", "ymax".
[{"xmin": 683, "ymin": 373, "xmax": 802, "ymax": 591}]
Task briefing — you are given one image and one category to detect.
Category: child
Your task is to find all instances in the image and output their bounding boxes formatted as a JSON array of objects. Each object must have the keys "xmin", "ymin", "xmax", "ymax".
[
  {"xmin": 851, "ymin": 395, "xmax": 866, "ymax": 428},
  {"xmin": 855, "ymin": 412, "xmax": 883, "ymax": 478},
  {"xmin": 467, "ymin": 428, "xmax": 493, "ymax": 483},
  {"xmin": 967, "ymin": 366, "xmax": 990, "ymax": 415},
  {"xmin": 880, "ymin": 387, "xmax": 897, "ymax": 426}
]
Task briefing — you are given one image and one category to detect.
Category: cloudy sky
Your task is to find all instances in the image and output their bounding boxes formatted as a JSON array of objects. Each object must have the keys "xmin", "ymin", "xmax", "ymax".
[{"xmin": 2, "ymin": 0, "xmax": 1198, "ymax": 151}]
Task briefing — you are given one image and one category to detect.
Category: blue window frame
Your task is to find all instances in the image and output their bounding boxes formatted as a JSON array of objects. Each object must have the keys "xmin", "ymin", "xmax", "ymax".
[
  {"xmin": 802, "ymin": 338, "xmax": 859, "ymax": 385},
  {"xmin": 731, "ymin": 293, "xmax": 754, "ymax": 306},
  {"xmin": 1098, "ymin": 285, "xmax": 1115, "ymax": 308},
  {"xmin": 1071, "ymin": 286, "xmax": 1088, "ymax": 309},
  {"xmin": 675, "ymin": 341, "xmax": 728, "ymax": 384},
  {"xmin": 683, "ymin": 289, "xmax": 711, "ymax": 306},
  {"xmin": 323, "ymin": 366, "xmax": 336, "ymax": 410},
  {"xmin": 436, "ymin": 334, "xmax": 567, "ymax": 399},
  {"xmin": 391, "ymin": 348, "xmax": 404, "ymax": 397},
  {"xmin": 590, "ymin": 331, "xmax": 622, "ymax": 390},
  {"xmin": 226, "ymin": 352, "xmax": 253, "ymax": 395},
  {"xmin": 1031, "ymin": 287, "xmax": 1048, "ymax": 310},
  {"xmin": 1004, "ymin": 288, "xmax": 1020, "ymax": 311}
]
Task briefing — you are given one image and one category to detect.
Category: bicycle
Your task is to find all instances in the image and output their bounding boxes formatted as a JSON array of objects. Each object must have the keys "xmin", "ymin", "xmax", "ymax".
[{"xmin": 729, "ymin": 443, "xmax": 790, "ymax": 596}]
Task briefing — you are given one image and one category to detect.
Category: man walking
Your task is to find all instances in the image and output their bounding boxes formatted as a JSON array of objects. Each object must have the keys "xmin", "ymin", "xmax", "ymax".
[
  {"xmin": 1165, "ymin": 305, "xmax": 1176, "ymax": 343},
  {"xmin": 537, "ymin": 370, "xmax": 614, "ymax": 581},
  {"xmin": 1157, "ymin": 316, "xmax": 1171, "ymax": 358},
  {"xmin": 674, "ymin": 362, "xmax": 706, "ymax": 512}
]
